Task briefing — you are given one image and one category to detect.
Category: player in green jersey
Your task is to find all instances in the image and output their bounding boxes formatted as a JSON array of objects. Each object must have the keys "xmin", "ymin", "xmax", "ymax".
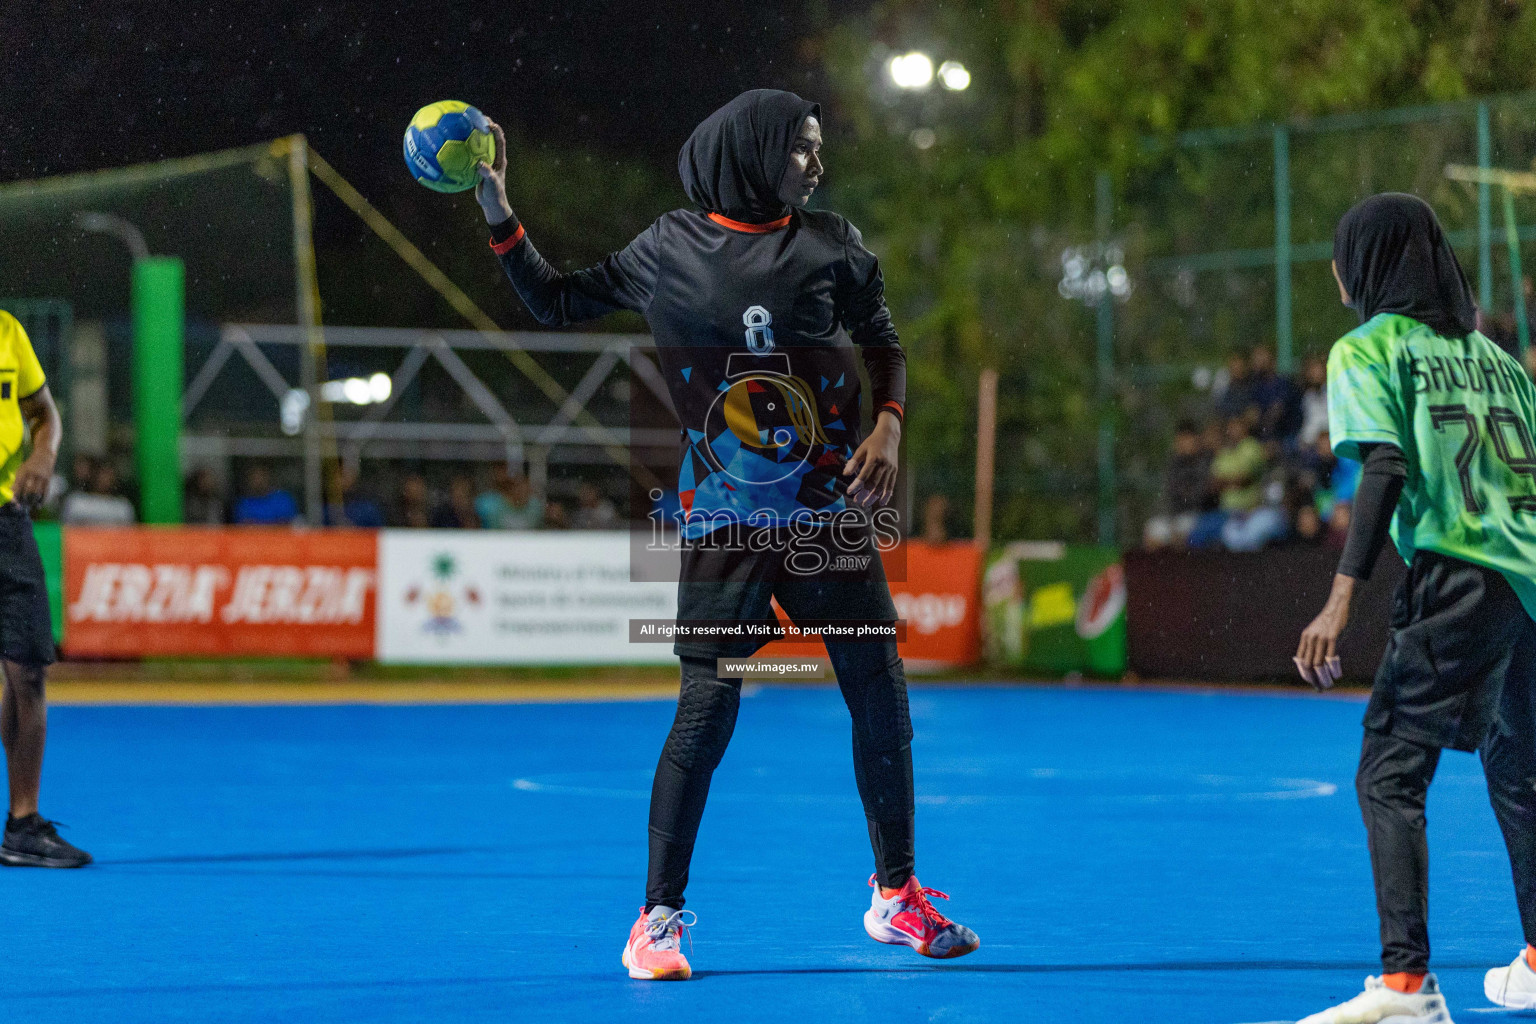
[{"xmin": 1290, "ymin": 194, "xmax": 1536, "ymax": 1024}]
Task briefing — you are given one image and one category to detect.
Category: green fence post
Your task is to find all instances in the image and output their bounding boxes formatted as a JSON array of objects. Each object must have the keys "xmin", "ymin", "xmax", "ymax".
[
  {"xmin": 1478, "ymin": 102, "xmax": 1494, "ymax": 311},
  {"xmin": 131, "ymin": 256, "xmax": 184, "ymax": 524},
  {"xmin": 1095, "ymin": 171, "xmax": 1116, "ymax": 547},
  {"xmin": 1503, "ymin": 189, "xmax": 1530, "ymax": 356},
  {"xmin": 1273, "ymin": 125, "xmax": 1292, "ymax": 372}
]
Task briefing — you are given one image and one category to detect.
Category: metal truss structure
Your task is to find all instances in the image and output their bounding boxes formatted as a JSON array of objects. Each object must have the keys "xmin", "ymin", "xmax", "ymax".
[{"xmin": 181, "ymin": 324, "xmax": 678, "ymax": 519}]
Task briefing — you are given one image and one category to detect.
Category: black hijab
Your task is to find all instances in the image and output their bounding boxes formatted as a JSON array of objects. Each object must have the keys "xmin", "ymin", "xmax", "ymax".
[
  {"xmin": 1332, "ymin": 192, "xmax": 1477, "ymax": 339},
  {"xmin": 678, "ymin": 89, "xmax": 820, "ymax": 223}
]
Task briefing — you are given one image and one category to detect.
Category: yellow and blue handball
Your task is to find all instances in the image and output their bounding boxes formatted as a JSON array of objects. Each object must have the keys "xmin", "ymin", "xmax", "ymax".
[{"xmin": 403, "ymin": 100, "xmax": 495, "ymax": 193}]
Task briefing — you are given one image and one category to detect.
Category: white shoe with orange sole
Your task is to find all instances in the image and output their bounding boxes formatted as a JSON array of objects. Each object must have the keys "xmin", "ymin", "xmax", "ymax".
[
  {"xmin": 863, "ymin": 875, "xmax": 979, "ymax": 959},
  {"xmin": 622, "ymin": 905, "xmax": 696, "ymax": 980}
]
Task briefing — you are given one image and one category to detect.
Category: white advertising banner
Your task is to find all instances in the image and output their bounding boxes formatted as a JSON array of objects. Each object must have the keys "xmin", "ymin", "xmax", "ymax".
[{"xmin": 377, "ymin": 530, "xmax": 679, "ymax": 664}]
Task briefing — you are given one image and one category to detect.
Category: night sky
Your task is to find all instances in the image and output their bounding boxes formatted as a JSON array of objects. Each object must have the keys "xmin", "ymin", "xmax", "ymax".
[{"xmin": 1, "ymin": 2, "xmax": 848, "ymax": 200}]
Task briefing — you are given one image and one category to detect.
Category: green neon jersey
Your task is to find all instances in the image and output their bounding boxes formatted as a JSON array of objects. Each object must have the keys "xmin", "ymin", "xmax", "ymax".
[{"xmin": 1328, "ymin": 312, "xmax": 1536, "ymax": 619}]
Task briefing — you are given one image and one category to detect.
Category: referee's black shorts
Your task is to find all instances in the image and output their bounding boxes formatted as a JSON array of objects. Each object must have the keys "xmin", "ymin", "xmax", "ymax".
[
  {"xmin": 0, "ymin": 502, "xmax": 56, "ymax": 667},
  {"xmin": 1366, "ymin": 549, "xmax": 1536, "ymax": 752}
]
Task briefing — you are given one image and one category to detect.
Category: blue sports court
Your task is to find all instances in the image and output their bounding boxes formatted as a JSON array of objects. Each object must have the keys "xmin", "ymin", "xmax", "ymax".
[{"xmin": 6, "ymin": 684, "xmax": 1531, "ymax": 1023}]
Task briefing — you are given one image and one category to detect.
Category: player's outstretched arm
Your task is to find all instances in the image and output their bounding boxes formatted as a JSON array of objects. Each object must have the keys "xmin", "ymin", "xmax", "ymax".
[
  {"xmin": 14, "ymin": 384, "xmax": 60, "ymax": 507},
  {"xmin": 474, "ymin": 119, "xmax": 658, "ymax": 328}
]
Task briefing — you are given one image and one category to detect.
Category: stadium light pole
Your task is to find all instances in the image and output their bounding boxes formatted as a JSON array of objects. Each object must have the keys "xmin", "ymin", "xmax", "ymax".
[
  {"xmin": 1094, "ymin": 173, "xmax": 1117, "ymax": 549},
  {"xmin": 76, "ymin": 212, "xmax": 184, "ymax": 525},
  {"xmin": 1057, "ymin": 178, "xmax": 1129, "ymax": 548}
]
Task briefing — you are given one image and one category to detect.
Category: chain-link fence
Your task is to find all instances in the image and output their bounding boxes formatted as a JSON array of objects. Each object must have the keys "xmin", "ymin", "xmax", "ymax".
[{"xmin": 1104, "ymin": 90, "xmax": 1536, "ymax": 543}]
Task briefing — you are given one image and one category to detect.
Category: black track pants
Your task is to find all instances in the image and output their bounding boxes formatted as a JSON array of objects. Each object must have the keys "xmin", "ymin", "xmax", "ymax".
[
  {"xmin": 1358, "ymin": 723, "xmax": 1536, "ymax": 972},
  {"xmin": 645, "ymin": 641, "xmax": 915, "ymax": 910},
  {"xmin": 1357, "ymin": 553, "xmax": 1536, "ymax": 973}
]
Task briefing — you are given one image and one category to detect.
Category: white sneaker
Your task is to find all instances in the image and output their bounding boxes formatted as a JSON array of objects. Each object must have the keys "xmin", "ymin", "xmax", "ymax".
[
  {"xmin": 1296, "ymin": 973, "xmax": 1453, "ymax": 1024},
  {"xmin": 1485, "ymin": 950, "xmax": 1536, "ymax": 1008}
]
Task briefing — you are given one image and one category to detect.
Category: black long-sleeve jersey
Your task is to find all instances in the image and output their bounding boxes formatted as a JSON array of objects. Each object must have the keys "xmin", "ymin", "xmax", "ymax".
[{"xmin": 490, "ymin": 207, "xmax": 907, "ymax": 538}]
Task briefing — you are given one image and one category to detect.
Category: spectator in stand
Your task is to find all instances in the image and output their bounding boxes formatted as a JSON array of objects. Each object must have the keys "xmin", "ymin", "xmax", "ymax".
[
  {"xmin": 183, "ymin": 466, "xmax": 226, "ymax": 525},
  {"xmin": 1143, "ymin": 419, "xmax": 1213, "ymax": 549},
  {"xmin": 1296, "ymin": 354, "xmax": 1329, "ymax": 448},
  {"xmin": 1212, "ymin": 352, "xmax": 1254, "ymax": 421},
  {"xmin": 1327, "ymin": 498, "xmax": 1352, "ymax": 550},
  {"xmin": 61, "ymin": 459, "xmax": 135, "ymax": 526},
  {"xmin": 476, "ymin": 465, "xmax": 543, "ymax": 530},
  {"xmin": 393, "ymin": 473, "xmax": 432, "ymax": 529},
  {"xmin": 572, "ymin": 481, "xmax": 619, "ymax": 529},
  {"xmin": 1293, "ymin": 501, "xmax": 1326, "ymax": 545},
  {"xmin": 430, "ymin": 473, "xmax": 480, "ymax": 529},
  {"xmin": 322, "ymin": 465, "xmax": 385, "ymax": 528},
  {"xmin": 232, "ymin": 464, "xmax": 298, "ymax": 525},
  {"xmin": 1207, "ymin": 415, "xmax": 1286, "ymax": 551},
  {"xmin": 1293, "ymin": 429, "xmax": 1359, "ymax": 527},
  {"xmin": 1248, "ymin": 345, "xmax": 1301, "ymax": 444},
  {"xmin": 543, "ymin": 499, "xmax": 571, "ymax": 529},
  {"xmin": 1480, "ymin": 311, "xmax": 1521, "ymax": 360},
  {"xmin": 921, "ymin": 494, "xmax": 950, "ymax": 545}
]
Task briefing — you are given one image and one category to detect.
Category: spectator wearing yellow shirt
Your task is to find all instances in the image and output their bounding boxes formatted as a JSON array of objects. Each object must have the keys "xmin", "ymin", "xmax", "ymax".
[
  {"xmin": 0, "ymin": 310, "xmax": 90, "ymax": 868},
  {"xmin": 1211, "ymin": 415, "xmax": 1287, "ymax": 552}
]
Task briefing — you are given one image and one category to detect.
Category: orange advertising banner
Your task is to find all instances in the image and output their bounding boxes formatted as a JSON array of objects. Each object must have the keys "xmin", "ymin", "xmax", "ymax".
[
  {"xmin": 759, "ymin": 541, "xmax": 982, "ymax": 669},
  {"xmin": 63, "ymin": 528, "xmax": 378, "ymax": 658}
]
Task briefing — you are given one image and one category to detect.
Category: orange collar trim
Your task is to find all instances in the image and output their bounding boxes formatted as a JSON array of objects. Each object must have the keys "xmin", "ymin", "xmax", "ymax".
[{"xmin": 707, "ymin": 211, "xmax": 792, "ymax": 233}]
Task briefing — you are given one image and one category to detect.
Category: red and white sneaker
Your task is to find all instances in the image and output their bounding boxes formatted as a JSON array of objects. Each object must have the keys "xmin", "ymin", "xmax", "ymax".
[
  {"xmin": 621, "ymin": 905, "xmax": 696, "ymax": 980},
  {"xmin": 863, "ymin": 875, "xmax": 980, "ymax": 959}
]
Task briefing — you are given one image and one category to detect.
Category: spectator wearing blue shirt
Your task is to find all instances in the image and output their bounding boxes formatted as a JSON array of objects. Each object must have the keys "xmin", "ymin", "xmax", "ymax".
[
  {"xmin": 233, "ymin": 465, "xmax": 299, "ymax": 525},
  {"xmin": 1248, "ymin": 345, "xmax": 1302, "ymax": 444},
  {"xmin": 321, "ymin": 466, "xmax": 385, "ymax": 528}
]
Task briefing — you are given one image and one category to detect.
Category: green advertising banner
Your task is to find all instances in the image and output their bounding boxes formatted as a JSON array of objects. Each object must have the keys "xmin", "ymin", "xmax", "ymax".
[
  {"xmin": 983, "ymin": 542, "xmax": 1126, "ymax": 676},
  {"xmin": 32, "ymin": 521, "xmax": 63, "ymax": 644}
]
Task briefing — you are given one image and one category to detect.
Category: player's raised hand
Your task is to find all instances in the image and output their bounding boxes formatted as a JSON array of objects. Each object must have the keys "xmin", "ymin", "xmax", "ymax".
[
  {"xmin": 475, "ymin": 120, "xmax": 512, "ymax": 224},
  {"xmin": 1294, "ymin": 573, "xmax": 1353, "ymax": 690}
]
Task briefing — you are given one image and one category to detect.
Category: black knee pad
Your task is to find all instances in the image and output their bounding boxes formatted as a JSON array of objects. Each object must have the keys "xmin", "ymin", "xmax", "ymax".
[{"xmin": 661, "ymin": 658, "xmax": 742, "ymax": 774}]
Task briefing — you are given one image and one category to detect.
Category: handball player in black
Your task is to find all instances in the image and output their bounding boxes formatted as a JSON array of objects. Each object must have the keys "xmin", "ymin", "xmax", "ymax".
[{"xmin": 475, "ymin": 90, "xmax": 977, "ymax": 979}]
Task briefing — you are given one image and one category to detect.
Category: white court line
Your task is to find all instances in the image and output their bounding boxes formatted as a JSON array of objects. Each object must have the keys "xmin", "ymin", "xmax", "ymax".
[
  {"xmin": 509, "ymin": 776, "xmax": 1339, "ymax": 804},
  {"xmin": 1462, "ymin": 1008, "xmax": 1536, "ymax": 1015}
]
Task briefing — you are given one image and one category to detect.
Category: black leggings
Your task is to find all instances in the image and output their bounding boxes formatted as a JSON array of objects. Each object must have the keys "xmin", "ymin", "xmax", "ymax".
[
  {"xmin": 1358, "ymin": 724, "xmax": 1536, "ymax": 973},
  {"xmin": 645, "ymin": 641, "xmax": 915, "ymax": 910}
]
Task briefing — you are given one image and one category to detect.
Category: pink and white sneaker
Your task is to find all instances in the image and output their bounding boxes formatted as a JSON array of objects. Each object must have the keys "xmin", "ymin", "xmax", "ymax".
[
  {"xmin": 621, "ymin": 905, "xmax": 696, "ymax": 980},
  {"xmin": 863, "ymin": 875, "xmax": 980, "ymax": 959}
]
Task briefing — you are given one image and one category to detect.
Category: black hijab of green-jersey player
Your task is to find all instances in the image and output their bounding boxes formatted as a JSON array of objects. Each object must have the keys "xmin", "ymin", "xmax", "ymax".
[
  {"xmin": 1333, "ymin": 192, "xmax": 1478, "ymax": 339},
  {"xmin": 678, "ymin": 89, "xmax": 820, "ymax": 224}
]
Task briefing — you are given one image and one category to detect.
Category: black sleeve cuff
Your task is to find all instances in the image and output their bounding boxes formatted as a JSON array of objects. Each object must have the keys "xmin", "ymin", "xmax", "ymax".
[{"xmin": 489, "ymin": 212, "xmax": 524, "ymax": 253}]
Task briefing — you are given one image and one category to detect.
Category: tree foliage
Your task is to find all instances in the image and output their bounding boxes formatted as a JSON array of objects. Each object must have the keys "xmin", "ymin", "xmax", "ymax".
[{"xmin": 816, "ymin": 0, "xmax": 1536, "ymax": 542}]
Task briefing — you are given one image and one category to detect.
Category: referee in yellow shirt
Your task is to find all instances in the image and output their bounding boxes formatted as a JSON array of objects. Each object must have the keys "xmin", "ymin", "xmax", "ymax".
[{"xmin": 0, "ymin": 310, "xmax": 89, "ymax": 867}]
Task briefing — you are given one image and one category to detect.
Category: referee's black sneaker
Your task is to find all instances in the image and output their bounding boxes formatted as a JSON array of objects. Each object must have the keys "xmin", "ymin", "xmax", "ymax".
[{"xmin": 1, "ymin": 814, "xmax": 92, "ymax": 868}]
